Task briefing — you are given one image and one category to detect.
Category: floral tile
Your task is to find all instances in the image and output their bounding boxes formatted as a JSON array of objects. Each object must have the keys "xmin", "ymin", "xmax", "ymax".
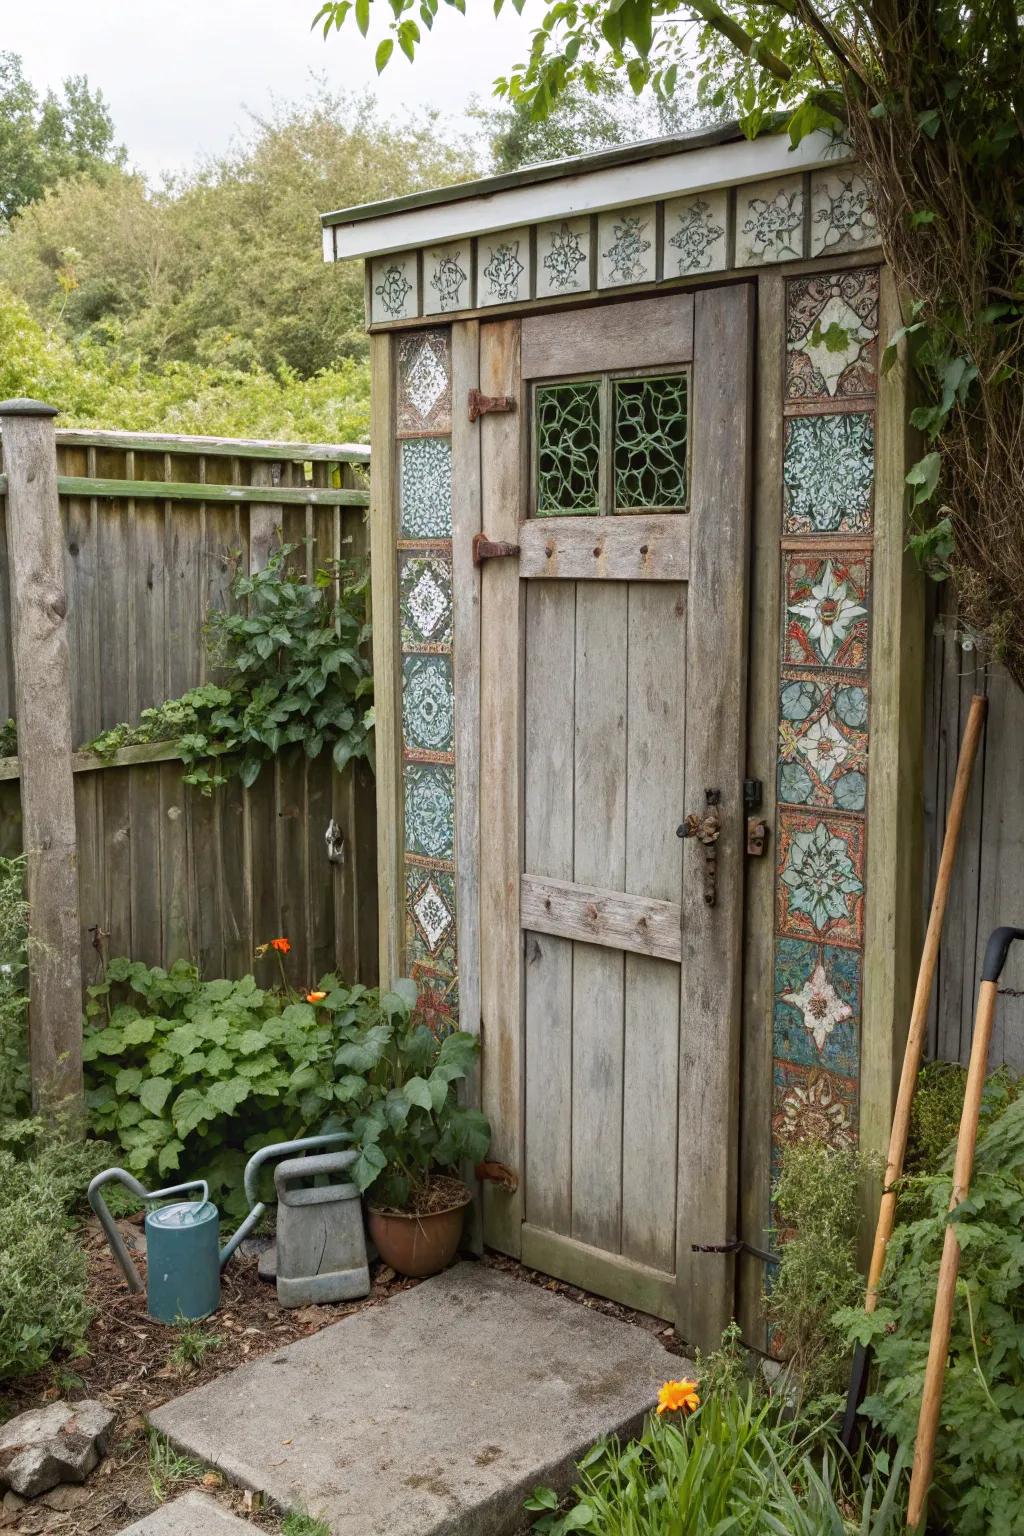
[
  {"xmin": 405, "ymin": 865, "xmax": 457, "ymax": 977},
  {"xmin": 402, "ymin": 653, "xmax": 455, "ymax": 759},
  {"xmin": 404, "ymin": 761, "xmax": 455, "ymax": 864},
  {"xmin": 399, "ymin": 551, "xmax": 453, "ymax": 653},
  {"xmin": 772, "ymin": 1060, "xmax": 858, "ymax": 1151},
  {"xmin": 777, "ymin": 809, "xmax": 865, "ymax": 948},
  {"xmin": 773, "ymin": 938, "xmax": 860, "ymax": 1075},
  {"xmin": 370, "ymin": 252, "xmax": 419, "ymax": 324},
  {"xmin": 397, "ymin": 330, "xmax": 451, "ymax": 435},
  {"xmin": 809, "ymin": 170, "xmax": 879, "ymax": 257},
  {"xmin": 478, "ymin": 227, "xmax": 530, "ymax": 306},
  {"xmin": 783, "ymin": 552, "xmax": 870, "ymax": 672},
  {"xmin": 400, "ymin": 437, "xmax": 452, "ymax": 539},
  {"xmin": 597, "ymin": 205, "xmax": 656, "ymax": 288},
  {"xmin": 536, "ymin": 217, "xmax": 591, "ymax": 298},
  {"xmin": 662, "ymin": 191, "xmax": 728, "ymax": 277},
  {"xmin": 786, "ymin": 268, "xmax": 879, "ymax": 403},
  {"xmin": 783, "ymin": 414, "xmax": 874, "ymax": 536},
  {"xmin": 423, "ymin": 242, "xmax": 471, "ymax": 316},
  {"xmin": 735, "ymin": 175, "xmax": 805, "ymax": 266},
  {"xmin": 411, "ymin": 963, "xmax": 460, "ymax": 1038},
  {"xmin": 778, "ymin": 675, "xmax": 868, "ymax": 811}
]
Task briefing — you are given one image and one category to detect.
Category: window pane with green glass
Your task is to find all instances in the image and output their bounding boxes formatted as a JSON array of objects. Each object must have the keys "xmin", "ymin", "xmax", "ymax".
[
  {"xmin": 613, "ymin": 374, "xmax": 688, "ymax": 511},
  {"xmin": 535, "ymin": 381, "xmax": 601, "ymax": 515}
]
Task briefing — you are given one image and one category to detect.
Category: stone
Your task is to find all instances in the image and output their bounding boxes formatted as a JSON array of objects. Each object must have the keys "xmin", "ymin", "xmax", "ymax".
[
  {"xmin": 118, "ymin": 1490, "xmax": 257, "ymax": 1533},
  {"xmin": 0, "ymin": 1401, "xmax": 116, "ymax": 1497},
  {"xmin": 38, "ymin": 1482, "xmax": 91, "ymax": 1511},
  {"xmin": 150, "ymin": 1262, "xmax": 680, "ymax": 1536},
  {"xmin": 2, "ymin": 1492, "xmax": 26, "ymax": 1514}
]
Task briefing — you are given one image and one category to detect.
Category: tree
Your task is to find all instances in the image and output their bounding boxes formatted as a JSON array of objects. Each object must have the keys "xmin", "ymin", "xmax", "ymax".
[
  {"xmin": 315, "ymin": 0, "xmax": 1024, "ymax": 692},
  {"xmin": 0, "ymin": 53, "xmax": 122, "ymax": 223}
]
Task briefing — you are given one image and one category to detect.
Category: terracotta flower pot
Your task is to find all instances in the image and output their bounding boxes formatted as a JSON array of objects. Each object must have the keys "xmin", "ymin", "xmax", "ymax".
[{"xmin": 366, "ymin": 1179, "xmax": 472, "ymax": 1279}]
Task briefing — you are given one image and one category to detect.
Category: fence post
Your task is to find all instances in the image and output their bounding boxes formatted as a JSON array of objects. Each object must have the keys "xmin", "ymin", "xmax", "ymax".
[{"xmin": 0, "ymin": 399, "xmax": 83, "ymax": 1112}]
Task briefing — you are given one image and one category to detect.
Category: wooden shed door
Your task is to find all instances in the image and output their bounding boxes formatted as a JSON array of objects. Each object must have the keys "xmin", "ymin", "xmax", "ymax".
[{"xmin": 476, "ymin": 286, "xmax": 753, "ymax": 1346}]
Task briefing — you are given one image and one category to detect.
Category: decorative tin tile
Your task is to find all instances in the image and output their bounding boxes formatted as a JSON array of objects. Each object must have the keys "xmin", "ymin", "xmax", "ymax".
[
  {"xmin": 786, "ymin": 268, "xmax": 879, "ymax": 403},
  {"xmin": 478, "ymin": 228, "xmax": 530, "ymax": 306},
  {"xmin": 774, "ymin": 939, "xmax": 860, "ymax": 1074},
  {"xmin": 536, "ymin": 218, "xmax": 591, "ymax": 297},
  {"xmin": 370, "ymin": 253, "xmax": 419, "ymax": 324},
  {"xmin": 597, "ymin": 205, "xmax": 656, "ymax": 289},
  {"xmin": 397, "ymin": 330, "xmax": 451, "ymax": 435},
  {"xmin": 810, "ymin": 170, "xmax": 878, "ymax": 257},
  {"xmin": 411, "ymin": 964, "xmax": 460, "ymax": 1038},
  {"xmin": 783, "ymin": 414, "xmax": 874, "ymax": 535},
  {"xmin": 404, "ymin": 762, "xmax": 455, "ymax": 864},
  {"xmin": 778, "ymin": 677, "xmax": 868, "ymax": 810},
  {"xmin": 402, "ymin": 653, "xmax": 454, "ymax": 759},
  {"xmin": 662, "ymin": 191, "xmax": 728, "ymax": 276},
  {"xmin": 777, "ymin": 809, "xmax": 865, "ymax": 948},
  {"xmin": 784, "ymin": 553, "xmax": 870, "ymax": 672},
  {"xmin": 399, "ymin": 551, "xmax": 453, "ymax": 652},
  {"xmin": 423, "ymin": 242, "xmax": 471, "ymax": 315},
  {"xmin": 736, "ymin": 175, "xmax": 805, "ymax": 266},
  {"xmin": 406, "ymin": 865, "xmax": 457, "ymax": 976},
  {"xmin": 772, "ymin": 1060, "xmax": 858, "ymax": 1151},
  {"xmin": 400, "ymin": 437, "xmax": 452, "ymax": 539}
]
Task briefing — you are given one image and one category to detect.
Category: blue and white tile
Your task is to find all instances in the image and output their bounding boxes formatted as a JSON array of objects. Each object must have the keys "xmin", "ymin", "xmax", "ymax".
[
  {"xmin": 809, "ymin": 170, "xmax": 879, "ymax": 257},
  {"xmin": 404, "ymin": 761, "xmax": 455, "ymax": 864},
  {"xmin": 477, "ymin": 228, "xmax": 530, "ymax": 306},
  {"xmin": 399, "ymin": 551, "xmax": 453, "ymax": 652},
  {"xmin": 662, "ymin": 191, "xmax": 728, "ymax": 277},
  {"xmin": 370, "ymin": 252, "xmax": 419, "ymax": 324},
  {"xmin": 406, "ymin": 865, "xmax": 458, "ymax": 976},
  {"xmin": 536, "ymin": 217, "xmax": 591, "ymax": 297},
  {"xmin": 773, "ymin": 938, "xmax": 860, "ymax": 1076},
  {"xmin": 597, "ymin": 205, "xmax": 656, "ymax": 289},
  {"xmin": 402, "ymin": 653, "xmax": 455, "ymax": 759},
  {"xmin": 735, "ymin": 175, "xmax": 805, "ymax": 266},
  {"xmin": 400, "ymin": 437, "xmax": 452, "ymax": 539},
  {"xmin": 783, "ymin": 413, "xmax": 874, "ymax": 535},
  {"xmin": 423, "ymin": 242, "xmax": 472, "ymax": 315}
]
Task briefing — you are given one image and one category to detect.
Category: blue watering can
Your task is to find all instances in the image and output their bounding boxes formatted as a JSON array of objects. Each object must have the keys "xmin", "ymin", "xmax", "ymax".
[{"xmin": 89, "ymin": 1132, "xmax": 352, "ymax": 1323}]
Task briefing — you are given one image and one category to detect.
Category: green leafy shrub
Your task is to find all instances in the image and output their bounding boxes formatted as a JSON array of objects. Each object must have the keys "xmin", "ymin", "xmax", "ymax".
[
  {"xmin": 839, "ymin": 1093, "xmax": 1024, "ymax": 1536},
  {"xmin": 0, "ymin": 855, "xmax": 30, "ymax": 1124},
  {"xmin": 83, "ymin": 959, "xmax": 403, "ymax": 1217},
  {"xmin": 84, "ymin": 545, "xmax": 372, "ymax": 791},
  {"xmin": 905, "ymin": 1059, "xmax": 1021, "ymax": 1175}
]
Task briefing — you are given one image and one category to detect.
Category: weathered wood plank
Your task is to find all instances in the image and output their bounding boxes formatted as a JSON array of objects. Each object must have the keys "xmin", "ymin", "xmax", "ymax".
[
  {"xmin": 521, "ymin": 293, "xmax": 694, "ymax": 378},
  {"xmin": 521, "ymin": 873, "xmax": 682, "ymax": 962},
  {"xmin": 520, "ymin": 1224, "xmax": 675, "ymax": 1321},
  {"xmin": 369, "ymin": 333, "xmax": 402, "ymax": 987},
  {"xmin": 518, "ymin": 514, "xmax": 689, "ymax": 582},
  {"xmin": 55, "ymin": 475, "xmax": 366, "ymax": 508},
  {"xmin": 53, "ymin": 427, "xmax": 369, "ymax": 462}
]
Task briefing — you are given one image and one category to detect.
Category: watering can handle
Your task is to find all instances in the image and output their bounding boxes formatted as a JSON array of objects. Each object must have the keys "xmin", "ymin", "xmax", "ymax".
[
  {"xmin": 219, "ymin": 1130, "xmax": 354, "ymax": 1268},
  {"xmin": 88, "ymin": 1168, "xmax": 210, "ymax": 1294}
]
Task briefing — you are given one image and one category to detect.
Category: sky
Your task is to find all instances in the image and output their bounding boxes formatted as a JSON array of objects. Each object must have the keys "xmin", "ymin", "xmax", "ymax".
[{"xmin": 2, "ymin": 0, "xmax": 538, "ymax": 182}]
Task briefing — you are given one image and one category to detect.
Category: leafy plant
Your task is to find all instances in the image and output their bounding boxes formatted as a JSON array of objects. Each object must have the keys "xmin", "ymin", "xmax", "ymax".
[
  {"xmin": 282, "ymin": 1514, "xmax": 331, "ymax": 1536},
  {"xmin": 0, "ymin": 854, "xmax": 30, "ymax": 1123},
  {"xmin": 905, "ymin": 1059, "xmax": 1021, "ymax": 1176},
  {"xmin": 838, "ymin": 1093, "xmax": 1024, "ymax": 1536},
  {"xmin": 84, "ymin": 544, "xmax": 373, "ymax": 792},
  {"xmin": 168, "ymin": 1320, "xmax": 222, "ymax": 1372},
  {"xmin": 147, "ymin": 1431, "xmax": 207, "ymax": 1502}
]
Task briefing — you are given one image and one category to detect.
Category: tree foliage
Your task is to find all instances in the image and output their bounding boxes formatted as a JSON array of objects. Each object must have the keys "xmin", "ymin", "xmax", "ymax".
[{"xmin": 0, "ymin": 51, "xmax": 122, "ymax": 223}]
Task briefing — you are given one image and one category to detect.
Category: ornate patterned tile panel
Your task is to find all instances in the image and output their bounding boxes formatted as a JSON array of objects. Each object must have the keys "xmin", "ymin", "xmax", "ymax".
[
  {"xmin": 735, "ymin": 175, "xmax": 805, "ymax": 266},
  {"xmin": 777, "ymin": 809, "xmax": 865, "ymax": 949},
  {"xmin": 772, "ymin": 1061, "xmax": 858, "ymax": 1153},
  {"xmin": 809, "ymin": 170, "xmax": 878, "ymax": 257},
  {"xmin": 399, "ymin": 551, "xmax": 453, "ymax": 652},
  {"xmin": 397, "ymin": 330, "xmax": 452, "ymax": 435},
  {"xmin": 404, "ymin": 762, "xmax": 455, "ymax": 864},
  {"xmin": 535, "ymin": 217, "xmax": 592, "ymax": 297},
  {"xmin": 478, "ymin": 227, "xmax": 530, "ymax": 306},
  {"xmin": 597, "ymin": 204, "xmax": 657, "ymax": 289},
  {"xmin": 402, "ymin": 653, "xmax": 455, "ymax": 759},
  {"xmin": 405, "ymin": 865, "xmax": 458, "ymax": 978},
  {"xmin": 778, "ymin": 675, "xmax": 868, "ymax": 811},
  {"xmin": 662, "ymin": 190, "xmax": 729, "ymax": 276},
  {"xmin": 423, "ymin": 242, "xmax": 472, "ymax": 316},
  {"xmin": 410, "ymin": 963, "xmax": 460, "ymax": 1038},
  {"xmin": 400, "ymin": 437, "xmax": 452, "ymax": 539},
  {"xmin": 783, "ymin": 413, "xmax": 874, "ymax": 535},
  {"xmin": 370, "ymin": 253, "xmax": 419, "ymax": 325},
  {"xmin": 786, "ymin": 268, "xmax": 879, "ymax": 404},
  {"xmin": 773, "ymin": 939, "xmax": 860, "ymax": 1076},
  {"xmin": 783, "ymin": 552, "xmax": 871, "ymax": 672}
]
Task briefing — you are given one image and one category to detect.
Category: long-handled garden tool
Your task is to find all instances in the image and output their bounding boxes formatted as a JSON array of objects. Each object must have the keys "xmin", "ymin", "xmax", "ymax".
[
  {"xmin": 906, "ymin": 923, "xmax": 1024, "ymax": 1531},
  {"xmin": 840, "ymin": 692, "xmax": 987, "ymax": 1452}
]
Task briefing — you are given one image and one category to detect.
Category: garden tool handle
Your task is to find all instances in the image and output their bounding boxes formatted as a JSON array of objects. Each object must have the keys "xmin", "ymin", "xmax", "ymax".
[
  {"xmin": 88, "ymin": 1168, "xmax": 210, "ymax": 1294},
  {"xmin": 220, "ymin": 1132, "xmax": 355, "ymax": 1267},
  {"xmin": 274, "ymin": 1148, "xmax": 357, "ymax": 1194},
  {"xmin": 981, "ymin": 925, "xmax": 1024, "ymax": 982}
]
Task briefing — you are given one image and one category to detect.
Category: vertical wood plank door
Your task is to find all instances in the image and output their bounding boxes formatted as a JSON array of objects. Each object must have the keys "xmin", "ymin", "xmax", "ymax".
[{"xmin": 478, "ymin": 288, "xmax": 754, "ymax": 1348}]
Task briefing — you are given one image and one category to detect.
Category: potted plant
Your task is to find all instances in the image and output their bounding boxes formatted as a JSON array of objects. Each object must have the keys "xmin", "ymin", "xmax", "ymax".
[{"xmin": 338, "ymin": 980, "xmax": 491, "ymax": 1277}]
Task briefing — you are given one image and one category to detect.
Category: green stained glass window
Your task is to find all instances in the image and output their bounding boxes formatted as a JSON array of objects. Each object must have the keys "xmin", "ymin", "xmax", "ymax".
[
  {"xmin": 535, "ymin": 381, "xmax": 601, "ymax": 515},
  {"xmin": 613, "ymin": 375, "xmax": 688, "ymax": 510}
]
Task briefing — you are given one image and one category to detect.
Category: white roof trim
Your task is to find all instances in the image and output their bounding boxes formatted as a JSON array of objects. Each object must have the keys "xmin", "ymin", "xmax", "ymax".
[{"xmin": 325, "ymin": 130, "xmax": 849, "ymax": 261}]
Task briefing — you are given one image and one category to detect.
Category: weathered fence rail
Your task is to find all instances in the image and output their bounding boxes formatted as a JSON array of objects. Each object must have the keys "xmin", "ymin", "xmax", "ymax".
[{"xmin": 0, "ymin": 406, "xmax": 377, "ymax": 1107}]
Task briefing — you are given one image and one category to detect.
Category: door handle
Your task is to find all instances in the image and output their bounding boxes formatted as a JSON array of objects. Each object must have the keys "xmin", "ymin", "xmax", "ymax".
[{"xmin": 677, "ymin": 789, "xmax": 722, "ymax": 906}]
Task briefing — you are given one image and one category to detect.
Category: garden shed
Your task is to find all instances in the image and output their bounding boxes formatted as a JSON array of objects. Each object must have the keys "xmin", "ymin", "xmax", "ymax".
[{"xmin": 320, "ymin": 123, "xmax": 929, "ymax": 1351}]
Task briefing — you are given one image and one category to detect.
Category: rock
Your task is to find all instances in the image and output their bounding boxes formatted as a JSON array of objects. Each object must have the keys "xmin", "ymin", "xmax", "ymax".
[
  {"xmin": 2, "ymin": 1492, "xmax": 26, "ymax": 1514},
  {"xmin": 39, "ymin": 1482, "xmax": 91, "ymax": 1511},
  {"xmin": 0, "ymin": 1401, "xmax": 116, "ymax": 1498}
]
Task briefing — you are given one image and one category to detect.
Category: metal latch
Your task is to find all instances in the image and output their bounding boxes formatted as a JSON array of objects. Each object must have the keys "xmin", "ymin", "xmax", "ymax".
[
  {"xmin": 468, "ymin": 389, "xmax": 515, "ymax": 422},
  {"xmin": 677, "ymin": 788, "xmax": 722, "ymax": 906},
  {"xmin": 473, "ymin": 532, "xmax": 520, "ymax": 566},
  {"xmin": 746, "ymin": 817, "xmax": 769, "ymax": 856},
  {"xmin": 692, "ymin": 1236, "xmax": 779, "ymax": 1267}
]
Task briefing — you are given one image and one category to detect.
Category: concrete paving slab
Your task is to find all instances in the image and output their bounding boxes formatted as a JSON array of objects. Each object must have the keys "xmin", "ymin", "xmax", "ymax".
[
  {"xmin": 149, "ymin": 1262, "xmax": 676, "ymax": 1536},
  {"xmin": 119, "ymin": 1490, "xmax": 257, "ymax": 1533}
]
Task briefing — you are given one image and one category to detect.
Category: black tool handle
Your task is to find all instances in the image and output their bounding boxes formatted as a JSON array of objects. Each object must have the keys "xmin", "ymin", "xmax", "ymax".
[{"xmin": 981, "ymin": 926, "xmax": 1024, "ymax": 983}]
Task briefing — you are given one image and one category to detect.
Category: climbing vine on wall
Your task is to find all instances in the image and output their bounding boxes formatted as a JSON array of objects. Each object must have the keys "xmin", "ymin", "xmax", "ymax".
[{"xmin": 85, "ymin": 546, "xmax": 374, "ymax": 792}]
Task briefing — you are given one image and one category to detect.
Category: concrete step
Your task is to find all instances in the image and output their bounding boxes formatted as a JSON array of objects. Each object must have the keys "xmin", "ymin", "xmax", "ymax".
[{"xmin": 120, "ymin": 1490, "xmax": 257, "ymax": 1533}]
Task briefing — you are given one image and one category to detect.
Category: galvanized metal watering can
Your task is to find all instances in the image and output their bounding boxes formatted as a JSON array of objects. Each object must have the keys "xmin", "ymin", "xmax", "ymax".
[{"xmin": 89, "ymin": 1132, "xmax": 364, "ymax": 1323}]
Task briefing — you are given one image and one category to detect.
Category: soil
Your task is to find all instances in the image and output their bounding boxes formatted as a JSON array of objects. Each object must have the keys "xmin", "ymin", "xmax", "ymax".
[{"xmin": 366, "ymin": 1173, "xmax": 471, "ymax": 1218}]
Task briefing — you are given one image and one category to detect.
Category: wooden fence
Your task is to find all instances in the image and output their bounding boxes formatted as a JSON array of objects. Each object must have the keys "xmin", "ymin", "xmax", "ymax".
[{"xmin": 0, "ymin": 405, "xmax": 377, "ymax": 1104}]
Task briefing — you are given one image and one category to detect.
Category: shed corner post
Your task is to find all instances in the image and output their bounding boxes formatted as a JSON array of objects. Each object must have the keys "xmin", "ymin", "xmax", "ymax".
[{"xmin": 0, "ymin": 397, "xmax": 84, "ymax": 1116}]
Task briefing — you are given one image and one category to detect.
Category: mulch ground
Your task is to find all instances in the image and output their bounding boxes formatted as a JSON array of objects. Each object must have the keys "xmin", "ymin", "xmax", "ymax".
[{"xmin": 1, "ymin": 1221, "xmax": 681, "ymax": 1536}]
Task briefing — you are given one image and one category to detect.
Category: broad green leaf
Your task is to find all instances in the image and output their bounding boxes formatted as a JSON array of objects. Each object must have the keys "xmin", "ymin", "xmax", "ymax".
[
  {"xmin": 403, "ymin": 1075, "xmax": 433, "ymax": 1111},
  {"xmin": 235, "ymin": 1028, "xmax": 271, "ymax": 1056},
  {"xmin": 122, "ymin": 1017, "xmax": 157, "ymax": 1046},
  {"xmin": 139, "ymin": 1076, "xmax": 172, "ymax": 1115}
]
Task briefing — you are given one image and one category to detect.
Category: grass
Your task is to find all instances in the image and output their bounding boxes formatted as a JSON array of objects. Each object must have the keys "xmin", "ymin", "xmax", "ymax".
[
  {"xmin": 168, "ymin": 1320, "xmax": 222, "ymax": 1371},
  {"xmin": 281, "ymin": 1514, "xmax": 331, "ymax": 1536},
  {"xmin": 147, "ymin": 1430, "xmax": 207, "ymax": 1502}
]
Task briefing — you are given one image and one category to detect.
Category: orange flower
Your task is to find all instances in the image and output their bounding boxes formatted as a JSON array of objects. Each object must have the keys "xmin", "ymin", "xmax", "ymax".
[
  {"xmin": 656, "ymin": 1379, "xmax": 700, "ymax": 1416},
  {"xmin": 306, "ymin": 990, "xmax": 327, "ymax": 1003},
  {"xmin": 270, "ymin": 937, "xmax": 291, "ymax": 955}
]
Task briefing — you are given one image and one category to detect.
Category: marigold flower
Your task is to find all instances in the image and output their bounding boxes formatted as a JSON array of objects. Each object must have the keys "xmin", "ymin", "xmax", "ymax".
[
  {"xmin": 656, "ymin": 1378, "xmax": 700, "ymax": 1416},
  {"xmin": 306, "ymin": 990, "xmax": 327, "ymax": 1003},
  {"xmin": 270, "ymin": 937, "xmax": 291, "ymax": 954}
]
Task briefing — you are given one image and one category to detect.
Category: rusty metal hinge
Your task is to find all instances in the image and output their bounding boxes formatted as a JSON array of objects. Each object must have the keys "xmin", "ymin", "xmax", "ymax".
[
  {"xmin": 692, "ymin": 1236, "xmax": 779, "ymax": 1267},
  {"xmin": 473, "ymin": 532, "xmax": 520, "ymax": 566},
  {"xmin": 468, "ymin": 388, "xmax": 515, "ymax": 422}
]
